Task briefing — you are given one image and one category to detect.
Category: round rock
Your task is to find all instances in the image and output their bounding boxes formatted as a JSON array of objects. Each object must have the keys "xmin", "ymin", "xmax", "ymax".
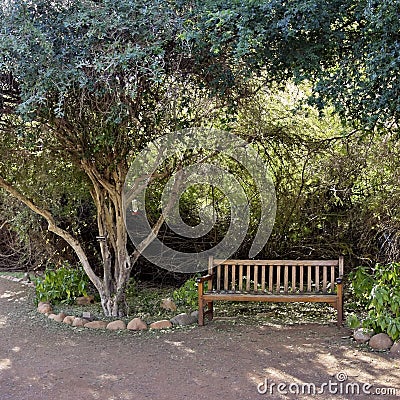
[
  {"xmin": 149, "ymin": 320, "xmax": 172, "ymax": 330},
  {"xmin": 170, "ymin": 313, "xmax": 197, "ymax": 326},
  {"xmin": 353, "ymin": 328, "xmax": 373, "ymax": 344},
  {"xmin": 37, "ymin": 302, "xmax": 53, "ymax": 314},
  {"xmin": 127, "ymin": 318, "xmax": 148, "ymax": 331},
  {"xmin": 106, "ymin": 320, "xmax": 126, "ymax": 331},
  {"xmin": 63, "ymin": 316, "xmax": 75, "ymax": 325},
  {"xmin": 369, "ymin": 333, "xmax": 393, "ymax": 350},
  {"xmin": 84, "ymin": 320, "xmax": 108, "ymax": 329},
  {"xmin": 53, "ymin": 312, "xmax": 67, "ymax": 323},
  {"xmin": 72, "ymin": 317, "xmax": 89, "ymax": 327},
  {"xmin": 390, "ymin": 342, "xmax": 400, "ymax": 356}
]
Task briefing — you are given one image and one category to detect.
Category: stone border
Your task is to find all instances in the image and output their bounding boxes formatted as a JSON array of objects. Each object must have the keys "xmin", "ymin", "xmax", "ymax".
[
  {"xmin": 0, "ymin": 275, "xmax": 198, "ymax": 332},
  {"xmin": 37, "ymin": 300, "xmax": 199, "ymax": 331}
]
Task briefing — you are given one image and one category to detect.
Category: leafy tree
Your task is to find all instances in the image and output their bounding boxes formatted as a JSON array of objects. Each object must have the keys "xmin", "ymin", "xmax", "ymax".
[
  {"xmin": 311, "ymin": 0, "xmax": 400, "ymax": 129},
  {"xmin": 0, "ymin": 0, "xmax": 217, "ymax": 316},
  {"xmin": 1, "ymin": 0, "xmax": 399, "ymax": 316},
  {"xmin": 186, "ymin": 0, "xmax": 400, "ymax": 128}
]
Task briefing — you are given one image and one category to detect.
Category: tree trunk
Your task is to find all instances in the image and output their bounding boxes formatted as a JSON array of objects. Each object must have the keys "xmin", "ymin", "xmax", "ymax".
[
  {"xmin": 1, "ymin": 156, "xmax": 168, "ymax": 317},
  {"xmin": 80, "ymin": 160, "xmax": 129, "ymax": 316}
]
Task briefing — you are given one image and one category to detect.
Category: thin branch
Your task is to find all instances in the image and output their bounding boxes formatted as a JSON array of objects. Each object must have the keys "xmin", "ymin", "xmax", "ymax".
[{"xmin": 0, "ymin": 175, "xmax": 103, "ymax": 289}]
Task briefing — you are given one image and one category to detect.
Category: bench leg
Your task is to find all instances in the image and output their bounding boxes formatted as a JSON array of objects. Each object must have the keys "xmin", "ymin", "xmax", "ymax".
[
  {"xmin": 206, "ymin": 301, "xmax": 214, "ymax": 321},
  {"xmin": 336, "ymin": 283, "xmax": 344, "ymax": 327},
  {"xmin": 336, "ymin": 301, "xmax": 343, "ymax": 327},
  {"xmin": 198, "ymin": 299, "xmax": 205, "ymax": 326}
]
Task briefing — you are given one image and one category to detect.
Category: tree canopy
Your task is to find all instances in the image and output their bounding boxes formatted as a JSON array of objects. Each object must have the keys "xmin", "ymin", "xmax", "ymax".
[
  {"xmin": 185, "ymin": 0, "xmax": 400, "ymax": 128},
  {"xmin": 1, "ymin": 0, "xmax": 400, "ymax": 315}
]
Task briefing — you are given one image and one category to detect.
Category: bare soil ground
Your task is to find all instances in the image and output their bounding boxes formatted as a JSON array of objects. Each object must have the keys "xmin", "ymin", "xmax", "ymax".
[{"xmin": 0, "ymin": 277, "xmax": 399, "ymax": 400}]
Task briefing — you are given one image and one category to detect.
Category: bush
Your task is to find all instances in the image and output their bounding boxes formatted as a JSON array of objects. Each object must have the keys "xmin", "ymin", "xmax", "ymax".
[
  {"xmin": 346, "ymin": 313, "xmax": 361, "ymax": 329},
  {"xmin": 348, "ymin": 266, "xmax": 374, "ymax": 307},
  {"xmin": 34, "ymin": 263, "xmax": 89, "ymax": 304},
  {"xmin": 173, "ymin": 276, "xmax": 199, "ymax": 311},
  {"xmin": 350, "ymin": 263, "xmax": 400, "ymax": 340}
]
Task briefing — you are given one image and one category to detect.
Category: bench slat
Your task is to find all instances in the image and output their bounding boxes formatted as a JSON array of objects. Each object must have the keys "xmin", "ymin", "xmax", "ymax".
[
  {"xmin": 231, "ymin": 264, "xmax": 236, "ymax": 291},
  {"xmin": 254, "ymin": 265, "xmax": 259, "ymax": 292},
  {"xmin": 269, "ymin": 265, "xmax": 273, "ymax": 292},
  {"xmin": 300, "ymin": 265, "xmax": 304, "ymax": 292},
  {"xmin": 261, "ymin": 265, "xmax": 266, "ymax": 292},
  {"xmin": 292, "ymin": 265, "xmax": 296, "ymax": 293},
  {"xmin": 276, "ymin": 265, "xmax": 281, "ymax": 293},
  {"xmin": 246, "ymin": 265, "xmax": 251, "ymax": 292},
  {"xmin": 224, "ymin": 264, "xmax": 229, "ymax": 291},
  {"xmin": 213, "ymin": 259, "xmax": 339, "ymax": 266},
  {"xmin": 284, "ymin": 265, "xmax": 289, "ymax": 294},
  {"xmin": 238, "ymin": 264, "xmax": 243, "ymax": 291},
  {"xmin": 202, "ymin": 293, "xmax": 338, "ymax": 303},
  {"xmin": 217, "ymin": 265, "xmax": 221, "ymax": 291}
]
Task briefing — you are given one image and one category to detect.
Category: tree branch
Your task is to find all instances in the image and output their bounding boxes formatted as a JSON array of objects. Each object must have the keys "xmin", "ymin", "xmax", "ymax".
[{"xmin": 0, "ymin": 175, "xmax": 103, "ymax": 289}]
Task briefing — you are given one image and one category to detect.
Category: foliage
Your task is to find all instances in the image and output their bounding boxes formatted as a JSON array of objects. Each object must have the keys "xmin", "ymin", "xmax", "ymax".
[
  {"xmin": 173, "ymin": 276, "xmax": 199, "ymax": 311},
  {"xmin": 348, "ymin": 266, "xmax": 375, "ymax": 307},
  {"xmin": 312, "ymin": 0, "xmax": 400, "ymax": 129},
  {"xmin": 34, "ymin": 263, "xmax": 89, "ymax": 305},
  {"xmin": 350, "ymin": 263, "xmax": 400, "ymax": 340},
  {"xmin": 1, "ymin": 0, "xmax": 400, "ymax": 315},
  {"xmin": 345, "ymin": 313, "xmax": 361, "ymax": 329},
  {"xmin": 185, "ymin": 0, "xmax": 400, "ymax": 128}
]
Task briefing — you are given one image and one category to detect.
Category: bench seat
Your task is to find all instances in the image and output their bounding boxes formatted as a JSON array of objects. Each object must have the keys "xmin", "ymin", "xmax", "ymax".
[{"xmin": 197, "ymin": 256, "xmax": 344, "ymax": 326}]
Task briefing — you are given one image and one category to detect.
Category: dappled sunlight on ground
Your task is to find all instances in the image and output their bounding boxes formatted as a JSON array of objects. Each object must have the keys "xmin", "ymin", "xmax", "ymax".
[
  {"xmin": 0, "ymin": 289, "xmax": 27, "ymax": 302},
  {"xmin": 0, "ymin": 277, "xmax": 399, "ymax": 400},
  {"xmin": 0, "ymin": 316, "xmax": 7, "ymax": 327},
  {"xmin": 0, "ymin": 358, "xmax": 11, "ymax": 371},
  {"xmin": 164, "ymin": 340, "xmax": 196, "ymax": 355}
]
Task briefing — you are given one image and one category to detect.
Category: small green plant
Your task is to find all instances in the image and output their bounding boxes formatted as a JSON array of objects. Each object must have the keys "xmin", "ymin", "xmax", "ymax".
[
  {"xmin": 34, "ymin": 262, "xmax": 89, "ymax": 304},
  {"xmin": 350, "ymin": 263, "xmax": 400, "ymax": 340},
  {"xmin": 346, "ymin": 313, "xmax": 361, "ymax": 329},
  {"xmin": 125, "ymin": 277, "xmax": 137, "ymax": 299},
  {"xmin": 173, "ymin": 276, "xmax": 199, "ymax": 311},
  {"xmin": 348, "ymin": 266, "xmax": 374, "ymax": 306}
]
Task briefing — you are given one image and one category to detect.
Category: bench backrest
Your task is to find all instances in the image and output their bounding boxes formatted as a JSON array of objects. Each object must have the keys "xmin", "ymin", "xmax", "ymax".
[{"xmin": 208, "ymin": 257, "xmax": 344, "ymax": 294}]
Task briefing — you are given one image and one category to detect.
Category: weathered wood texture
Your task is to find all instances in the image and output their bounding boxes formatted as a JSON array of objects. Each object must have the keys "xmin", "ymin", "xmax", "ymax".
[{"xmin": 197, "ymin": 256, "xmax": 344, "ymax": 327}]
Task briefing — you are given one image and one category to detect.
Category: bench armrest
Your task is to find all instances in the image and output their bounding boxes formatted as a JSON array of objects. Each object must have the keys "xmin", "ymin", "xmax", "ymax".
[{"xmin": 196, "ymin": 274, "xmax": 213, "ymax": 283}]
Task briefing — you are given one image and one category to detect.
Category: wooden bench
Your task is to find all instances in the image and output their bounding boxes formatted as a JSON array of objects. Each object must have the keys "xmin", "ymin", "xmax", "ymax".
[{"xmin": 197, "ymin": 256, "xmax": 344, "ymax": 326}]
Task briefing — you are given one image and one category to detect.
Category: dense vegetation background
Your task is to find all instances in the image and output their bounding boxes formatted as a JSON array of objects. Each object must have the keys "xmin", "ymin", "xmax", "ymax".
[{"xmin": 1, "ymin": 0, "xmax": 399, "ymax": 314}]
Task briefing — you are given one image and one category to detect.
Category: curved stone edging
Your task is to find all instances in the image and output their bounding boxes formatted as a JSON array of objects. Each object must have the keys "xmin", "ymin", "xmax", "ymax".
[
  {"xmin": 37, "ymin": 301, "xmax": 199, "ymax": 331},
  {"xmin": 0, "ymin": 275, "xmax": 199, "ymax": 331}
]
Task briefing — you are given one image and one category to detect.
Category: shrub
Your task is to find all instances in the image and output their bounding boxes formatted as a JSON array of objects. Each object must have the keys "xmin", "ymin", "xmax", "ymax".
[
  {"xmin": 350, "ymin": 263, "xmax": 400, "ymax": 340},
  {"xmin": 348, "ymin": 266, "xmax": 375, "ymax": 307},
  {"xmin": 173, "ymin": 276, "xmax": 200, "ymax": 311},
  {"xmin": 346, "ymin": 313, "xmax": 361, "ymax": 329},
  {"xmin": 34, "ymin": 263, "xmax": 89, "ymax": 304}
]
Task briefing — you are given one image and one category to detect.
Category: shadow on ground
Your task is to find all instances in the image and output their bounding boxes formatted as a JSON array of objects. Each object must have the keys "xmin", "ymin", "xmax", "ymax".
[{"xmin": 0, "ymin": 278, "xmax": 399, "ymax": 400}]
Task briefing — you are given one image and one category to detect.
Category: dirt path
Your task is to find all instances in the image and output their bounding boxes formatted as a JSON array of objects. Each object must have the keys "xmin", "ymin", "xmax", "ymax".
[{"xmin": 0, "ymin": 277, "xmax": 399, "ymax": 400}]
